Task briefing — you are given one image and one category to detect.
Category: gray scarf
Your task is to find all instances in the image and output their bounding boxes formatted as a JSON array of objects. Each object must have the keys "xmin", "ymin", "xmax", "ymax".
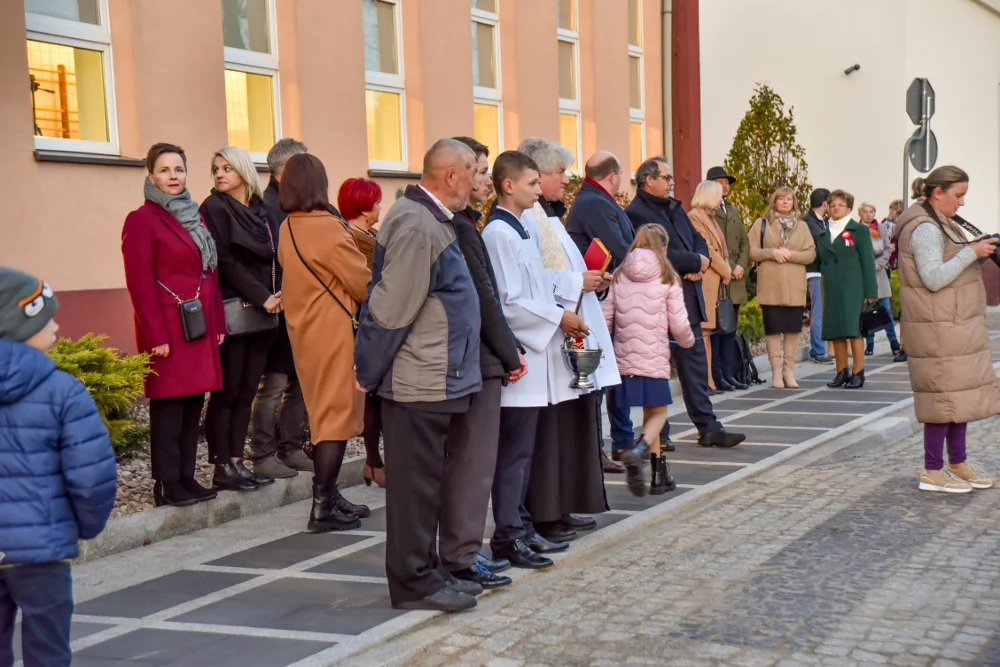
[
  {"xmin": 774, "ymin": 213, "xmax": 799, "ymax": 245},
  {"xmin": 144, "ymin": 178, "xmax": 218, "ymax": 272}
]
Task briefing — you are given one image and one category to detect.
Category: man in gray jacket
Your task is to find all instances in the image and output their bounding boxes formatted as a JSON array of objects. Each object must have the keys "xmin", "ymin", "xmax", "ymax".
[{"xmin": 355, "ymin": 139, "xmax": 483, "ymax": 613}]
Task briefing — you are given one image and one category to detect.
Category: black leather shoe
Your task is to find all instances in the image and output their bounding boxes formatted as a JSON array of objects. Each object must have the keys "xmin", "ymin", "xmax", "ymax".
[
  {"xmin": 451, "ymin": 563, "xmax": 512, "ymax": 590},
  {"xmin": 392, "ymin": 586, "xmax": 477, "ymax": 612},
  {"xmin": 235, "ymin": 460, "xmax": 275, "ymax": 487},
  {"xmin": 535, "ymin": 521, "xmax": 577, "ymax": 542},
  {"xmin": 333, "ymin": 487, "xmax": 371, "ymax": 518},
  {"xmin": 525, "ymin": 533, "xmax": 569, "ymax": 553},
  {"xmin": 659, "ymin": 437, "xmax": 676, "ymax": 452},
  {"xmin": 445, "ymin": 574, "xmax": 483, "ymax": 596},
  {"xmin": 476, "ymin": 552, "xmax": 510, "ymax": 574},
  {"xmin": 602, "ymin": 448, "xmax": 625, "ymax": 473},
  {"xmin": 709, "ymin": 388, "xmax": 725, "ymax": 397},
  {"xmin": 307, "ymin": 484, "xmax": 360, "ymax": 532},
  {"xmin": 827, "ymin": 368, "xmax": 851, "ymax": 388},
  {"xmin": 697, "ymin": 429, "xmax": 745, "ymax": 448},
  {"xmin": 621, "ymin": 437, "xmax": 650, "ymax": 497},
  {"xmin": 724, "ymin": 377, "xmax": 749, "ymax": 391},
  {"xmin": 845, "ymin": 369, "xmax": 865, "ymax": 389},
  {"xmin": 212, "ymin": 463, "xmax": 258, "ymax": 491},
  {"xmin": 154, "ymin": 481, "xmax": 200, "ymax": 507},
  {"xmin": 717, "ymin": 378, "xmax": 736, "ymax": 392},
  {"xmin": 560, "ymin": 514, "xmax": 597, "ymax": 531},
  {"xmin": 894, "ymin": 350, "xmax": 908, "ymax": 363},
  {"xmin": 180, "ymin": 478, "xmax": 217, "ymax": 502},
  {"xmin": 492, "ymin": 539, "xmax": 554, "ymax": 569}
]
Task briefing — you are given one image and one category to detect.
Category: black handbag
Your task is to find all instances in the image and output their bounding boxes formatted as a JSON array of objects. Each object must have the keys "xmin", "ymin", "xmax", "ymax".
[
  {"xmin": 223, "ymin": 227, "xmax": 279, "ymax": 337},
  {"xmin": 287, "ymin": 218, "xmax": 360, "ymax": 334},
  {"xmin": 860, "ymin": 301, "xmax": 892, "ymax": 337},
  {"xmin": 157, "ymin": 274, "xmax": 206, "ymax": 342},
  {"xmin": 716, "ymin": 283, "xmax": 737, "ymax": 335},
  {"xmin": 748, "ymin": 218, "xmax": 766, "ymax": 287}
]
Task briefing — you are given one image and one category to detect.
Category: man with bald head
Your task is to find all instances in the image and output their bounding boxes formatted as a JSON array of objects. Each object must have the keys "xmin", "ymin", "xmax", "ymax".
[
  {"xmin": 565, "ymin": 151, "xmax": 635, "ymax": 269},
  {"xmin": 356, "ymin": 138, "xmax": 485, "ymax": 613}
]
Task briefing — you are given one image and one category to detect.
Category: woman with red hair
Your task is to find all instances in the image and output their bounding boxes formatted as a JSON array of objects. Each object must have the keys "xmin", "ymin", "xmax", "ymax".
[{"xmin": 337, "ymin": 177, "xmax": 385, "ymax": 488}]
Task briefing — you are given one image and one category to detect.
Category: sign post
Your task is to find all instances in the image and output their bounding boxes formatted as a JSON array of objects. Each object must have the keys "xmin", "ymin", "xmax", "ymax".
[{"xmin": 903, "ymin": 78, "xmax": 936, "ymax": 203}]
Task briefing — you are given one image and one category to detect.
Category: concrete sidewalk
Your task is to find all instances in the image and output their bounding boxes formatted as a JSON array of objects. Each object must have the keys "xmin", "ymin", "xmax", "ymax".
[{"xmin": 14, "ymin": 337, "xmax": 977, "ymax": 667}]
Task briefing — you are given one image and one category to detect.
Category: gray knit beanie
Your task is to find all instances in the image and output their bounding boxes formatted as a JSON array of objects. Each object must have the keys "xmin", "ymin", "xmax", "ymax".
[{"xmin": 0, "ymin": 267, "xmax": 59, "ymax": 342}]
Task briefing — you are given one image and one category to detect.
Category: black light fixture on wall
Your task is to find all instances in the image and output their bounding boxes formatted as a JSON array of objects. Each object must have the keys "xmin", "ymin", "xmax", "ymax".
[{"xmin": 844, "ymin": 64, "xmax": 861, "ymax": 76}]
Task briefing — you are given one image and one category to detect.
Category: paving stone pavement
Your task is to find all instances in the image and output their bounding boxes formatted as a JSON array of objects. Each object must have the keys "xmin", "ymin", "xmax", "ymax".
[{"xmin": 389, "ymin": 417, "xmax": 1000, "ymax": 667}]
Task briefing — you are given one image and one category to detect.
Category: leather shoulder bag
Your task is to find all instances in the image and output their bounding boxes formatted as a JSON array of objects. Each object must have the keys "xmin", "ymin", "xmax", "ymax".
[
  {"xmin": 287, "ymin": 218, "xmax": 360, "ymax": 333},
  {"xmin": 222, "ymin": 224, "xmax": 280, "ymax": 337},
  {"xmin": 716, "ymin": 283, "xmax": 738, "ymax": 335},
  {"xmin": 158, "ymin": 273, "xmax": 206, "ymax": 342}
]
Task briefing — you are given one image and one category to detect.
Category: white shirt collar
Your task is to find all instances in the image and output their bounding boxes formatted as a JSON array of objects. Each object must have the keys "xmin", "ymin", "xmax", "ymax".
[{"xmin": 417, "ymin": 185, "xmax": 454, "ymax": 220}]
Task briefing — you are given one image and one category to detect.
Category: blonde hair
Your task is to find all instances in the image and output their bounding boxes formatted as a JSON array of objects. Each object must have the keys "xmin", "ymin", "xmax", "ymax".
[
  {"xmin": 858, "ymin": 201, "xmax": 876, "ymax": 215},
  {"xmin": 212, "ymin": 146, "xmax": 263, "ymax": 200},
  {"xmin": 888, "ymin": 199, "xmax": 904, "ymax": 216},
  {"xmin": 764, "ymin": 186, "xmax": 799, "ymax": 223},
  {"xmin": 614, "ymin": 224, "xmax": 679, "ymax": 285},
  {"xmin": 690, "ymin": 180, "xmax": 723, "ymax": 210}
]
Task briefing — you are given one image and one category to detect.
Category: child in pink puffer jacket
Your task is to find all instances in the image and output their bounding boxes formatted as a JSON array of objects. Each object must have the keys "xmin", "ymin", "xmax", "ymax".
[{"xmin": 603, "ymin": 224, "xmax": 695, "ymax": 497}]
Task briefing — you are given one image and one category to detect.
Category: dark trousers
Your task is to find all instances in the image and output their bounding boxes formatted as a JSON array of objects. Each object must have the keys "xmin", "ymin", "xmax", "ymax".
[
  {"xmin": 149, "ymin": 394, "xmax": 205, "ymax": 483},
  {"xmin": 0, "ymin": 562, "xmax": 73, "ymax": 667},
  {"xmin": 490, "ymin": 406, "xmax": 540, "ymax": 552},
  {"xmin": 603, "ymin": 386, "xmax": 635, "ymax": 448},
  {"xmin": 250, "ymin": 372, "xmax": 306, "ymax": 461},
  {"xmin": 382, "ymin": 399, "xmax": 472, "ymax": 604},
  {"xmin": 205, "ymin": 333, "xmax": 274, "ymax": 463},
  {"xmin": 439, "ymin": 379, "xmax": 502, "ymax": 571},
  {"xmin": 663, "ymin": 333, "xmax": 721, "ymax": 440},
  {"xmin": 712, "ymin": 303, "xmax": 740, "ymax": 383}
]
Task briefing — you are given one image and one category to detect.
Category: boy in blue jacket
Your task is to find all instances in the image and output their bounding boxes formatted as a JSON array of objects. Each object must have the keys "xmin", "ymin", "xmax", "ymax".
[{"xmin": 0, "ymin": 268, "xmax": 117, "ymax": 667}]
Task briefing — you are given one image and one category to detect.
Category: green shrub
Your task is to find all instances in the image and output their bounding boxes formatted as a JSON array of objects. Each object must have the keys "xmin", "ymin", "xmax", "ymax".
[
  {"xmin": 889, "ymin": 270, "xmax": 901, "ymax": 319},
  {"xmin": 738, "ymin": 299, "xmax": 765, "ymax": 345},
  {"xmin": 48, "ymin": 334, "xmax": 153, "ymax": 455}
]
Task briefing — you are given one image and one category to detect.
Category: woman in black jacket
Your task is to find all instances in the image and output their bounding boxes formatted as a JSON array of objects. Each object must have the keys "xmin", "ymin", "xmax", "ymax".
[{"xmin": 200, "ymin": 146, "xmax": 283, "ymax": 492}]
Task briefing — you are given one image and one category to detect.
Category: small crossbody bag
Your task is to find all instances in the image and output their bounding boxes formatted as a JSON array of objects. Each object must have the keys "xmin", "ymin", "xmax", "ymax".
[{"xmin": 157, "ymin": 273, "xmax": 206, "ymax": 342}]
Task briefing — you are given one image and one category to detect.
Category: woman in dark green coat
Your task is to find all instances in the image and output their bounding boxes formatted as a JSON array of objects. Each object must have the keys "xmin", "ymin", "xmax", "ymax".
[{"xmin": 820, "ymin": 189, "xmax": 878, "ymax": 389}]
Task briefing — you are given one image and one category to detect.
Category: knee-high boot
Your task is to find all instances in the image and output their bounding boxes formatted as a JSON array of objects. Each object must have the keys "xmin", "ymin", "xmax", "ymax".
[
  {"xmin": 782, "ymin": 334, "xmax": 800, "ymax": 388},
  {"xmin": 766, "ymin": 334, "xmax": 783, "ymax": 389}
]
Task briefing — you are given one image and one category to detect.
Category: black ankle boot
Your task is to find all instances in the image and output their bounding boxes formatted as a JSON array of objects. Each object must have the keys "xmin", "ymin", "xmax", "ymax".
[
  {"xmin": 845, "ymin": 369, "xmax": 865, "ymax": 389},
  {"xmin": 333, "ymin": 485, "xmax": 371, "ymax": 519},
  {"xmin": 180, "ymin": 478, "xmax": 217, "ymax": 502},
  {"xmin": 621, "ymin": 438, "xmax": 650, "ymax": 498},
  {"xmin": 649, "ymin": 453, "xmax": 676, "ymax": 496},
  {"xmin": 234, "ymin": 460, "xmax": 275, "ymax": 487},
  {"xmin": 890, "ymin": 340, "xmax": 901, "ymax": 356},
  {"xmin": 308, "ymin": 484, "xmax": 360, "ymax": 533},
  {"xmin": 864, "ymin": 342, "xmax": 874, "ymax": 356},
  {"xmin": 156, "ymin": 481, "xmax": 200, "ymax": 507},
  {"xmin": 212, "ymin": 463, "xmax": 258, "ymax": 491},
  {"xmin": 827, "ymin": 368, "xmax": 851, "ymax": 388}
]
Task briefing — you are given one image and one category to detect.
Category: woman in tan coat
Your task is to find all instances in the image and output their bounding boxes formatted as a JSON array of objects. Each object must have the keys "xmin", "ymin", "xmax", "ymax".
[
  {"xmin": 749, "ymin": 187, "xmax": 816, "ymax": 389},
  {"xmin": 278, "ymin": 154, "xmax": 372, "ymax": 532},
  {"xmin": 688, "ymin": 180, "xmax": 732, "ymax": 393},
  {"xmin": 895, "ymin": 165, "xmax": 1000, "ymax": 494}
]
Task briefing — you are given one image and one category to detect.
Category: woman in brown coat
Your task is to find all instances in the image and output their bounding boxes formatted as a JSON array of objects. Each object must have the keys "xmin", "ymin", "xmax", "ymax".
[
  {"xmin": 688, "ymin": 180, "xmax": 732, "ymax": 393},
  {"xmin": 337, "ymin": 177, "xmax": 385, "ymax": 489},
  {"xmin": 895, "ymin": 165, "xmax": 1000, "ymax": 494},
  {"xmin": 749, "ymin": 187, "xmax": 816, "ymax": 389},
  {"xmin": 278, "ymin": 154, "xmax": 372, "ymax": 532}
]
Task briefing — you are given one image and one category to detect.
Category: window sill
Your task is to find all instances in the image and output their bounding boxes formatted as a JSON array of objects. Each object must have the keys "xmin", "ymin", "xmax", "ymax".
[
  {"xmin": 255, "ymin": 163, "xmax": 270, "ymax": 173},
  {"xmin": 368, "ymin": 169, "xmax": 421, "ymax": 180},
  {"xmin": 34, "ymin": 150, "xmax": 145, "ymax": 167}
]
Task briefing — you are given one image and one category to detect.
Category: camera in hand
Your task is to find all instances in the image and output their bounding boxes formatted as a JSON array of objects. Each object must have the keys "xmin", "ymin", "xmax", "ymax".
[{"xmin": 983, "ymin": 233, "xmax": 1000, "ymax": 265}]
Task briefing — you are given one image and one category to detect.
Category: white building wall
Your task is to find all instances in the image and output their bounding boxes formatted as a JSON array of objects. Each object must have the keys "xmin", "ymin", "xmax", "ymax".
[{"xmin": 700, "ymin": 0, "xmax": 1000, "ymax": 230}]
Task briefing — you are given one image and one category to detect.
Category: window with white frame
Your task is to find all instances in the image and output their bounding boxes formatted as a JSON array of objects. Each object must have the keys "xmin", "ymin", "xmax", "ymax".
[
  {"xmin": 222, "ymin": 0, "xmax": 279, "ymax": 161},
  {"xmin": 364, "ymin": 0, "xmax": 406, "ymax": 170},
  {"xmin": 556, "ymin": 0, "xmax": 580, "ymax": 170},
  {"xmin": 472, "ymin": 0, "xmax": 502, "ymax": 164},
  {"xmin": 628, "ymin": 0, "xmax": 645, "ymax": 173},
  {"xmin": 25, "ymin": 0, "xmax": 118, "ymax": 154}
]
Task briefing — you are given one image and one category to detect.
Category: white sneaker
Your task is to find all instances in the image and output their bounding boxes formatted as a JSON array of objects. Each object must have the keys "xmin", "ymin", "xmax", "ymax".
[
  {"xmin": 947, "ymin": 462, "xmax": 994, "ymax": 490},
  {"xmin": 918, "ymin": 469, "xmax": 973, "ymax": 494}
]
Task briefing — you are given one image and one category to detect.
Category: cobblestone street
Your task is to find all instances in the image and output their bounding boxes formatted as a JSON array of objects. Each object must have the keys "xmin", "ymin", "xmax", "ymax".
[{"xmin": 378, "ymin": 418, "xmax": 1000, "ymax": 667}]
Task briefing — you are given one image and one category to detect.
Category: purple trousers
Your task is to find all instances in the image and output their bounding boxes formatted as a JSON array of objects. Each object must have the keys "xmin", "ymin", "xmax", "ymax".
[{"xmin": 924, "ymin": 422, "xmax": 967, "ymax": 470}]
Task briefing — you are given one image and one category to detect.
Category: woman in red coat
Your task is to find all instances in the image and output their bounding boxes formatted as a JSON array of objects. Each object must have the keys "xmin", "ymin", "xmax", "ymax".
[{"xmin": 122, "ymin": 143, "xmax": 226, "ymax": 507}]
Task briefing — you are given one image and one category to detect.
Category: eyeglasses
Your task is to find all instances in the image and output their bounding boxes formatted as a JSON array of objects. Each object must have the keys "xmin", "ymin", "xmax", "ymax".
[{"xmin": 656, "ymin": 174, "xmax": 675, "ymax": 182}]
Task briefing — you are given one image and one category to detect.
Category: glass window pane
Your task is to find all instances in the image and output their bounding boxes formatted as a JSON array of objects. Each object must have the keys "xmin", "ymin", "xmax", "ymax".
[
  {"xmin": 558, "ymin": 40, "xmax": 576, "ymax": 101},
  {"xmin": 629, "ymin": 121, "xmax": 644, "ymax": 173},
  {"xmin": 628, "ymin": 0, "xmax": 642, "ymax": 47},
  {"xmin": 222, "ymin": 0, "xmax": 271, "ymax": 53},
  {"xmin": 629, "ymin": 55, "xmax": 642, "ymax": 109},
  {"xmin": 474, "ymin": 103, "xmax": 500, "ymax": 164},
  {"xmin": 557, "ymin": 0, "xmax": 576, "ymax": 31},
  {"xmin": 558, "ymin": 113, "xmax": 579, "ymax": 169},
  {"xmin": 364, "ymin": 0, "xmax": 398, "ymax": 75},
  {"xmin": 472, "ymin": 22, "xmax": 496, "ymax": 89},
  {"xmin": 24, "ymin": 0, "xmax": 100, "ymax": 24},
  {"xmin": 366, "ymin": 89, "xmax": 403, "ymax": 163},
  {"xmin": 27, "ymin": 39, "xmax": 108, "ymax": 142},
  {"xmin": 225, "ymin": 69, "xmax": 275, "ymax": 154},
  {"xmin": 471, "ymin": 0, "xmax": 496, "ymax": 12}
]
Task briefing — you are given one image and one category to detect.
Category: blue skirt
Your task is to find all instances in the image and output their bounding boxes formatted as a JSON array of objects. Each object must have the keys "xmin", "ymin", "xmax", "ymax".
[{"xmin": 618, "ymin": 375, "xmax": 672, "ymax": 407}]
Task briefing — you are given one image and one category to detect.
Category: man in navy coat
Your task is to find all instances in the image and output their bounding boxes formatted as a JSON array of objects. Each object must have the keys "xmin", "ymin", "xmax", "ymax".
[{"xmin": 624, "ymin": 157, "xmax": 745, "ymax": 450}]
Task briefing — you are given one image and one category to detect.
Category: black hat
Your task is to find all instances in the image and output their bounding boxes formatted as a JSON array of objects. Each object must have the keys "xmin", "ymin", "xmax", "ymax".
[{"xmin": 706, "ymin": 166, "xmax": 736, "ymax": 184}]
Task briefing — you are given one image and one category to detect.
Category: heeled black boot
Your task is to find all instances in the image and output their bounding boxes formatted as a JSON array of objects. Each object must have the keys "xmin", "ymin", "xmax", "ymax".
[
  {"xmin": 333, "ymin": 484, "xmax": 371, "ymax": 519},
  {"xmin": 307, "ymin": 483, "xmax": 361, "ymax": 533},
  {"xmin": 212, "ymin": 463, "xmax": 257, "ymax": 491},
  {"xmin": 845, "ymin": 369, "xmax": 866, "ymax": 389},
  {"xmin": 621, "ymin": 437, "xmax": 650, "ymax": 497},
  {"xmin": 234, "ymin": 460, "xmax": 275, "ymax": 487},
  {"xmin": 827, "ymin": 368, "xmax": 851, "ymax": 388},
  {"xmin": 649, "ymin": 453, "xmax": 677, "ymax": 496}
]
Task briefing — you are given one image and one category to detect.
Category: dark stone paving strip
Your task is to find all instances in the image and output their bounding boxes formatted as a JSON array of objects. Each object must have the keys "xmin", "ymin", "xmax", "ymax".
[
  {"xmin": 727, "ymin": 413, "xmax": 856, "ymax": 429},
  {"xmin": 75, "ymin": 570, "xmax": 255, "ymax": 619},
  {"xmin": 207, "ymin": 531, "xmax": 370, "ymax": 570},
  {"xmin": 676, "ymin": 475, "xmax": 948, "ymax": 651},
  {"xmin": 760, "ymin": 402, "xmax": 875, "ymax": 414}
]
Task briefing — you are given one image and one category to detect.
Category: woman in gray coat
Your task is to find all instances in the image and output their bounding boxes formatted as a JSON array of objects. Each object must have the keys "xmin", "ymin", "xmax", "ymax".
[{"xmin": 861, "ymin": 202, "xmax": 900, "ymax": 356}]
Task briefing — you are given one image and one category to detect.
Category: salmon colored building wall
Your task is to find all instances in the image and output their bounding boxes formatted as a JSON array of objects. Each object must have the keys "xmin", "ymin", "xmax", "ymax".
[{"xmin": 0, "ymin": 0, "xmax": 668, "ymax": 353}]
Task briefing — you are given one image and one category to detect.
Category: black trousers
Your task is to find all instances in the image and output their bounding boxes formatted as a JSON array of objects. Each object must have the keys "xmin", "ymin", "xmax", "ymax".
[
  {"xmin": 149, "ymin": 394, "xmax": 205, "ymax": 483},
  {"xmin": 663, "ymin": 333, "xmax": 722, "ymax": 440},
  {"xmin": 382, "ymin": 398, "xmax": 473, "ymax": 604},
  {"xmin": 712, "ymin": 303, "xmax": 740, "ymax": 383},
  {"xmin": 205, "ymin": 332, "xmax": 275, "ymax": 464},
  {"xmin": 490, "ymin": 406, "xmax": 540, "ymax": 552}
]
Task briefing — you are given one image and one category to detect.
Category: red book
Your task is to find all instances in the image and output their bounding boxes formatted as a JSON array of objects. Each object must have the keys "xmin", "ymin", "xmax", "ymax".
[{"xmin": 583, "ymin": 238, "xmax": 612, "ymax": 273}]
